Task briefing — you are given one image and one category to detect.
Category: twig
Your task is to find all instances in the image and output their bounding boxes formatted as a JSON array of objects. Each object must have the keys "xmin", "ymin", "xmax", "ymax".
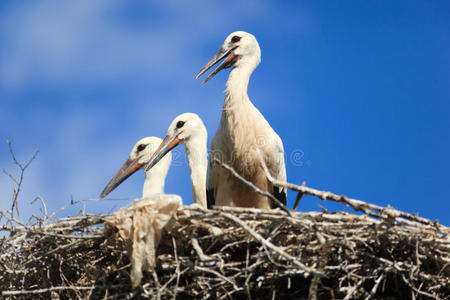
[
  {"xmin": 308, "ymin": 273, "xmax": 320, "ymax": 300},
  {"xmin": 2, "ymin": 285, "xmax": 94, "ymax": 296},
  {"xmin": 221, "ymin": 212, "xmax": 324, "ymax": 277},
  {"xmin": 31, "ymin": 195, "xmax": 48, "ymax": 223},
  {"xmin": 292, "ymin": 181, "xmax": 306, "ymax": 211},
  {"xmin": 365, "ymin": 273, "xmax": 385, "ymax": 300},
  {"xmin": 343, "ymin": 277, "xmax": 367, "ymax": 300},
  {"xmin": 48, "ymin": 197, "xmax": 130, "ymax": 219},
  {"xmin": 213, "ymin": 158, "xmax": 292, "ymax": 217},
  {"xmin": 401, "ymin": 274, "xmax": 441, "ymax": 300},
  {"xmin": 3, "ymin": 140, "xmax": 40, "ymax": 219},
  {"xmin": 151, "ymin": 266, "xmax": 161, "ymax": 300},
  {"xmin": 196, "ymin": 266, "xmax": 239, "ymax": 291},
  {"xmin": 191, "ymin": 237, "xmax": 212, "ymax": 261}
]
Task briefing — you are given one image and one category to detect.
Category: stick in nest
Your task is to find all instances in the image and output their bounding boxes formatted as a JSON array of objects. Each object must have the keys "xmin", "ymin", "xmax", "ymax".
[{"xmin": 222, "ymin": 212, "xmax": 324, "ymax": 277}]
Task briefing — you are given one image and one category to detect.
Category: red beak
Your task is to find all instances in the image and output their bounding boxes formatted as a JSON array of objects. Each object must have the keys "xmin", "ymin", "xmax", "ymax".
[
  {"xmin": 195, "ymin": 46, "xmax": 239, "ymax": 84},
  {"xmin": 100, "ymin": 158, "xmax": 143, "ymax": 199},
  {"xmin": 144, "ymin": 135, "xmax": 180, "ymax": 172}
]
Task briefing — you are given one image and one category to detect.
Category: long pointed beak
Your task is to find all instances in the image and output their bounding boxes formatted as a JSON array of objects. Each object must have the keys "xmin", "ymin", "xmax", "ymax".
[
  {"xmin": 100, "ymin": 158, "xmax": 143, "ymax": 199},
  {"xmin": 144, "ymin": 135, "xmax": 180, "ymax": 172},
  {"xmin": 195, "ymin": 47, "xmax": 238, "ymax": 84}
]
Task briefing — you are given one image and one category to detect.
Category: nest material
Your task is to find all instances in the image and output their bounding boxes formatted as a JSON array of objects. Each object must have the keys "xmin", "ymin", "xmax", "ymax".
[
  {"xmin": 1, "ymin": 205, "xmax": 449, "ymax": 299},
  {"xmin": 104, "ymin": 195, "xmax": 182, "ymax": 289}
]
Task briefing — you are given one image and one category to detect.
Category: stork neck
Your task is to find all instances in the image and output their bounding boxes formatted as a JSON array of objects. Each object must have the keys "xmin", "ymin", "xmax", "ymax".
[
  {"xmin": 185, "ymin": 135, "xmax": 207, "ymax": 208},
  {"xmin": 225, "ymin": 65, "xmax": 253, "ymax": 107},
  {"xmin": 142, "ymin": 171, "xmax": 165, "ymax": 197},
  {"xmin": 142, "ymin": 156, "xmax": 170, "ymax": 198}
]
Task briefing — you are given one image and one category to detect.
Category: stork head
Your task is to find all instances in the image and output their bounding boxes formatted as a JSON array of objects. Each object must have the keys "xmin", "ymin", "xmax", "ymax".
[
  {"xmin": 195, "ymin": 31, "xmax": 261, "ymax": 84},
  {"xmin": 145, "ymin": 113, "xmax": 206, "ymax": 172},
  {"xmin": 100, "ymin": 137, "xmax": 171, "ymax": 199}
]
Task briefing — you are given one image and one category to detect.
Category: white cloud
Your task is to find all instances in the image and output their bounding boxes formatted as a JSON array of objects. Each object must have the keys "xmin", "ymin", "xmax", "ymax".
[{"xmin": 0, "ymin": 0, "xmax": 273, "ymax": 92}]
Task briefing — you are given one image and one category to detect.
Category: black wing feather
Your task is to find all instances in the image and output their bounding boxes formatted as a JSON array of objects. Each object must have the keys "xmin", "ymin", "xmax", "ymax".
[
  {"xmin": 207, "ymin": 189, "xmax": 215, "ymax": 209},
  {"xmin": 271, "ymin": 187, "xmax": 287, "ymax": 209}
]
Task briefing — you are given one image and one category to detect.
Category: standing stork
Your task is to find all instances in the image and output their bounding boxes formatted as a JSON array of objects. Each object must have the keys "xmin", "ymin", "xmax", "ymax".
[
  {"xmin": 100, "ymin": 137, "xmax": 172, "ymax": 199},
  {"xmin": 145, "ymin": 113, "xmax": 208, "ymax": 208},
  {"xmin": 196, "ymin": 31, "xmax": 287, "ymax": 209}
]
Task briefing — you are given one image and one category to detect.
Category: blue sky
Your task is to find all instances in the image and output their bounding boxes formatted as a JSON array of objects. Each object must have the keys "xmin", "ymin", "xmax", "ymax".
[{"xmin": 1, "ymin": 1, "xmax": 449, "ymax": 225}]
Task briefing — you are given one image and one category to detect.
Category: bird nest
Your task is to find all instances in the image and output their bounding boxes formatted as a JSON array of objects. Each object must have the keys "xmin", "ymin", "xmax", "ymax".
[{"xmin": 1, "ymin": 200, "xmax": 449, "ymax": 299}]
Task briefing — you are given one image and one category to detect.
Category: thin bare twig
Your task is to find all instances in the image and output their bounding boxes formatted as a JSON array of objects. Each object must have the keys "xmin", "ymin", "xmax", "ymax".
[
  {"xmin": 364, "ymin": 273, "xmax": 385, "ymax": 300},
  {"xmin": 292, "ymin": 181, "xmax": 306, "ymax": 211},
  {"xmin": 2, "ymin": 285, "xmax": 94, "ymax": 296},
  {"xmin": 213, "ymin": 158, "xmax": 292, "ymax": 217},
  {"xmin": 3, "ymin": 140, "xmax": 40, "ymax": 219},
  {"xmin": 31, "ymin": 195, "xmax": 48, "ymax": 223}
]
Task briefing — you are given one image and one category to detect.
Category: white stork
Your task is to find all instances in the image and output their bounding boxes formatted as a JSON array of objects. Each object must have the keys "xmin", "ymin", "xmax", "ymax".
[
  {"xmin": 195, "ymin": 31, "xmax": 287, "ymax": 209},
  {"xmin": 145, "ymin": 113, "xmax": 208, "ymax": 208},
  {"xmin": 100, "ymin": 137, "xmax": 172, "ymax": 199},
  {"xmin": 100, "ymin": 137, "xmax": 180, "ymax": 289}
]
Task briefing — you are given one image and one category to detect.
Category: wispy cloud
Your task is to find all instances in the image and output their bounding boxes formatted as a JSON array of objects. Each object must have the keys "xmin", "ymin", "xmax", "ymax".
[{"xmin": 0, "ymin": 0, "xmax": 273, "ymax": 92}]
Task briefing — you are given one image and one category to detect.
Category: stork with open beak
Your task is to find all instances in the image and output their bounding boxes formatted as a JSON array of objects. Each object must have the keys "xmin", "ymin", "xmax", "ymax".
[
  {"xmin": 145, "ymin": 113, "xmax": 208, "ymax": 209},
  {"xmin": 100, "ymin": 137, "xmax": 172, "ymax": 199},
  {"xmin": 196, "ymin": 31, "xmax": 287, "ymax": 209}
]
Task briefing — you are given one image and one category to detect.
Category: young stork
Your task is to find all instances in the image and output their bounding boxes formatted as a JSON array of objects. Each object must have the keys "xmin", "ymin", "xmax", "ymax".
[
  {"xmin": 145, "ymin": 113, "xmax": 208, "ymax": 209},
  {"xmin": 196, "ymin": 31, "xmax": 287, "ymax": 209},
  {"xmin": 100, "ymin": 137, "xmax": 180, "ymax": 289},
  {"xmin": 100, "ymin": 137, "xmax": 172, "ymax": 199}
]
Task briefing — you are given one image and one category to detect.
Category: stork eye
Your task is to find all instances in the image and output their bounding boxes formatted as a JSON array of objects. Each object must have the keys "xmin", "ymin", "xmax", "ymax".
[
  {"xmin": 137, "ymin": 144, "xmax": 147, "ymax": 152},
  {"xmin": 176, "ymin": 121, "xmax": 185, "ymax": 129},
  {"xmin": 231, "ymin": 36, "xmax": 241, "ymax": 43}
]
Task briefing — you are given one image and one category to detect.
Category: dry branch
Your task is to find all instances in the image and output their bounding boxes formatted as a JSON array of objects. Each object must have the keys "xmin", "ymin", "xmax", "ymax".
[
  {"xmin": 2, "ymin": 140, "xmax": 39, "ymax": 219},
  {"xmin": 213, "ymin": 158, "xmax": 292, "ymax": 216},
  {"xmin": 257, "ymin": 149, "xmax": 449, "ymax": 235}
]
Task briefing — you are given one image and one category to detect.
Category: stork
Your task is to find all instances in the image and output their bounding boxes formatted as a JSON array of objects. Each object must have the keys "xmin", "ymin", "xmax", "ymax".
[
  {"xmin": 100, "ymin": 137, "xmax": 180, "ymax": 289},
  {"xmin": 145, "ymin": 113, "xmax": 208, "ymax": 208},
  {"xmin": 100, "ymin": 137, "xmax": 172, "ymax": 199},
  {"xmin": 196, "ymin": 31, "xmax": 287, "ymax": 209}
]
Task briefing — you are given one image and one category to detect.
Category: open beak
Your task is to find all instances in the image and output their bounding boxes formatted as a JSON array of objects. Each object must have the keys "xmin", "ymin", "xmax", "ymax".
[
  {"xmin": 195, "ymin": 46, "xmax": 239, "ymax": 84},
  {"xmin": 100, "ymin": 158, "xmax": 143, "ymax": 199},
  {"xmin": 144, "ymin": 135, "xmax": 180, "ymax": 172}
]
